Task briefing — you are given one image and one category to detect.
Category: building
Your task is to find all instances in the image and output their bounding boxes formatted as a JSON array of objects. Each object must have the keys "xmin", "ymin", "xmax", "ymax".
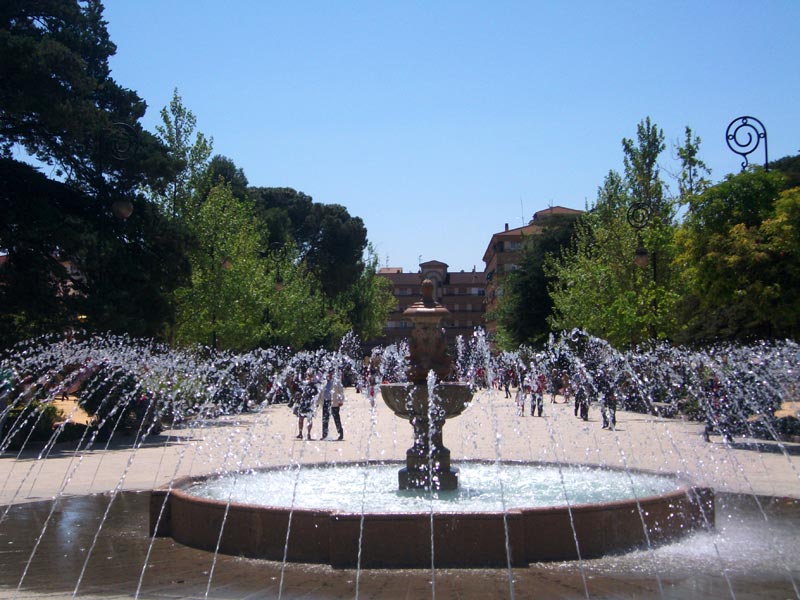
[
  {"xmin": 377, "ymin": 260, "xmax": 486, "ymax": 347},
  {"xmin": 482, "ymin": 206, "xmax": 583, "ymax": 336}
]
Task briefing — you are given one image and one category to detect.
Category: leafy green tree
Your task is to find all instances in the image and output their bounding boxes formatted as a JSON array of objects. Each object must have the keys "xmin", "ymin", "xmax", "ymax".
[
  {"xmin": 675, "ymin": 126, "xmax": 711, "ymax": 201},
  {"xmin": 149, "ymin": 88, "xmax": 213, "ymax": 219},
  {"xmin": 196, "ymin": 155, "xmax": 249, "ymax": 202},
  {"xmin": 492, "ymin": 213, "xmax": 580, "ymax": 347},
  {"xmin": 173, "ymin": 183, "xmax": 269, "ymax": 350},
  {"xmin": 673, "ymin": 169, "xmax": 800, "ymax": 341},
  {"xmin": 339, "ymin": 244, "xmax": 396, "ymax": 340},
  {"xmin": 249, "ymin": 187, "xmax": 368, "ymax": 300},
  {"xmin": 547, "ymin": 118, "xmax": 681, "ymax": 347}
]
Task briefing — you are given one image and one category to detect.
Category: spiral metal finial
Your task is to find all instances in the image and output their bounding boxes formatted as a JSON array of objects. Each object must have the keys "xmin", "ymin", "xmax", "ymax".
[
  {"xmin": 726, "ymin": 116, "xmax": 768, "ymax": 172},
  {"xmin": 626, "ymin": 201, "xmax": 651, "ymax": 231},
  {"xmin": 107, "ymin": 122, "xmax": 140, "ymax": 161}
]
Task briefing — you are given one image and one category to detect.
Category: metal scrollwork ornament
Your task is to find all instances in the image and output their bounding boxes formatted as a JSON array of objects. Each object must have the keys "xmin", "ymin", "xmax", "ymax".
[
  {"xmin": 106, "ymin": 122, "xmax": 140, "ymax": 161},
  {"xmin": 726, "ymin": 116, "xmax": 768, "ymax": 172},
  {"xmin": 626, "ymin": 202, "xmax": 651, "ymax": 231}
]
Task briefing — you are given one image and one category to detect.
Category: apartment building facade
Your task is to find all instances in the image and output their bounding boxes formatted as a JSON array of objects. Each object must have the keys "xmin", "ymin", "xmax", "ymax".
[
  {"xmin": 482, "ymin": 206, "xmax": 583, "ymax": 336},
  {"xmin": 377, "ymin": 260, "xmax": 486, "ymax": 347}
]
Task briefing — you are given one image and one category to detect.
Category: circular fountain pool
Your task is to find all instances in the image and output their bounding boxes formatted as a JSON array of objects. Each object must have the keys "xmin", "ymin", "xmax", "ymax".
[
  {"xmin": 188, "ymin": 462, "xmax": 682, "ymax": 513},
  {"xmin": 151, "ymin": 461, "xmax": 714, "ymax": 568}
]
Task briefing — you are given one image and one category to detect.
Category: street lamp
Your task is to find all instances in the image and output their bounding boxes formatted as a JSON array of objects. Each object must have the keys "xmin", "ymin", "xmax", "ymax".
[
  {"xmin": 627, "ymin": 201, "xmax": 651, "ymax": 268},
  {"xmin": 268, "ymin": 242, "xmax": 285, "ymax": 292}
]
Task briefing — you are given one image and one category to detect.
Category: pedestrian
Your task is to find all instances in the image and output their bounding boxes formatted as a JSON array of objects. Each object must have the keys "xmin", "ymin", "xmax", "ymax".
[
  {"xmin": 561, "ymin": 371, "xmax": 571, "ymax": 406},
  {"xmin": 293, "ymin": 368, "xmax": 319, "ymax": 440},
  {"xmin": 533, "ymin": 372, "xmax": 546, "ymax": 417},
  {"xmin": 320, "ymin": 370, "xmax": 333, "ymax": 440},
  {"xmin": 515, "ymin": 383, "xmax": 527, "ymax": 416},
  {"xmin": 572, "ymin": 369, "xmax": 589, "ymax": 421},
  {"xmin": 702, "ymin": 373, "xmax": 733, "ymax": 443},
  {"xmin": 549, "ymin": 368, "xmax": 560, "ymax": 403},
  {"xmin": 597, "ymin": 370, "xmax": 616, "ymax": 430},
  {"xmin": 330, "ymin": 369, "xmax": 345, "ymax": 441},
  {"xmin": 502, "ymin": 368, "xmax": 511, "ymax": 399}
]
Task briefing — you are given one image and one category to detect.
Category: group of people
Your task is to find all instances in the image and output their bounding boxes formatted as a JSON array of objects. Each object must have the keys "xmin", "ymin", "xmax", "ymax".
[
  {"xmin": 501, "ymin": 365, "xmax": 618, "ymax": 430},
  {"xmin": 282, "ymin": 368, "xmax": 346, "ymax": 441}
]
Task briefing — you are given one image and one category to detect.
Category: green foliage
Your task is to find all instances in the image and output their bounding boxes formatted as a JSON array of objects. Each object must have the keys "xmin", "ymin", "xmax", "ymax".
[
  {"xmin": 675, "ymin": 126, "xmax": 711, "ymax": 201},
  {"xmin": 149, "ymin": 88, "xmax": 213, "ymax": 219},
  {"xmin": 1, "ymin": 401, "xmax": 61, "ymax": 450},
  {"xmin": 339, "ymin": 244, "xmax": 397, "ymax": 341},
  {"xmin": 546, "ymin": 119, "xmax": 681, "ymax": 347},
  {"xmin": 771, "ymin": 154, "xmax": 800, "ymax": 189},
  {"xmin": 674, "ymin": 169, "xmax": 800, "ymax": 341},
  {"xmin": 173, "ymin": 183, "xmax": 270, "ymax": 350},
  {"xmin": 493, "ymin": 213, "xmax": 579, "ymax": 347},
  {"xmin": 249, "ymin": 187, "xmax": 367, "ymax": 300}
]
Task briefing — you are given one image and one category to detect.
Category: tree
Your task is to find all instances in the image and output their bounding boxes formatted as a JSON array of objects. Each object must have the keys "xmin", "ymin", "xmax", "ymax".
[
  {"xmin": 196, "ymin": 154, "xmax": 249, "ymax": 202},
  {"xmin": 339, "ymin": 244, "xmax": 396, "ymax": 340},
  {"xmin": 673, "ymin": 168, "xmax": 800, "ymax": 341},
  {"xmin": 492, "ymin": 213, "xmax": 580, "ymax": 347},
  {"xmin": 0, "ymin": 1, "xmax": 189, "ymax": 344},
  {"xmin": 249, "ymin": 187, "xmax": 368, "ymax": 300},
  {"xmin": 546, "ymin": 118, "xmax": 681, "ymax": 347},
  {"xmin": 173, "ymin": 183, "xmax": 269, "ymax": 350},
  {"xmin": 149, "ymin": 88, "xmax": 213, "ymax": 219},
  {"xmin": 675, "ymin": 126, "xmax": 711, "ymax": 201}
]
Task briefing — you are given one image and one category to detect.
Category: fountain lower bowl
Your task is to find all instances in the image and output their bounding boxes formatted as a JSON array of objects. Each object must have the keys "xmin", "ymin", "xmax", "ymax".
[
  {"xmin": 381, "ymin": 382, "xmax": 473, "ymax": 418},
  {"xmin": 151, "ymin": 461, "xmax": 714, "ymax": 568}
]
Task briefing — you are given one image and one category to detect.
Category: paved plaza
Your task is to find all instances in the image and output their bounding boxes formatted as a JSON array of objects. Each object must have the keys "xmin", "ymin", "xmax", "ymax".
[{"xmin": 1, "ymin": 388, "xmax": 799, "ymax": 599}]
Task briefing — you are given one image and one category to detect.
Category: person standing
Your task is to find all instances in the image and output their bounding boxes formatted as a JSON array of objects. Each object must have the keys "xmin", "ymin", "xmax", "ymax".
[
  {"xmin": 320, "ymin": 371, "xmax": 333, "ymax": 440},
  {"xmin": 293, "ymin": 368, "xmax": 319, "ymax": 440},
  {"xmin": 533, "ymin": 372, "xmax": 546, "ymax": 417},
  {"xmin": 330, "ymin": 369, "xmax": 345, "ymax": 441}
]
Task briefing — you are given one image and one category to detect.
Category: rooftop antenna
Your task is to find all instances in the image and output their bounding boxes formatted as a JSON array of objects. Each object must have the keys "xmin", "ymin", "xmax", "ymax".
[
  {"xmin": 418, "ymin": 254, "xmax": 422, "ymax": 265},
  {"xmin": 520, "ymin": 197, "xmax": 525, "ymax": 226}
]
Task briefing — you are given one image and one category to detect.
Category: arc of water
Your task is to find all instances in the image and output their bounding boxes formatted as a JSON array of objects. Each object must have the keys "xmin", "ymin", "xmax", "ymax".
[
  {"xmin": 353, "ymin": 386, "xmax": 380, "ymax": 600},
  {"xmin": 631, "ymin": 382, "xmax": 734, "ymax": 595}
]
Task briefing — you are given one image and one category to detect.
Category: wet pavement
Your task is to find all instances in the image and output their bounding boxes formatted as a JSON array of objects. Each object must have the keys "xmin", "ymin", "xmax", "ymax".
[{"xmin": 2, "ymin": 389, "xmax": 800, "ymax": 598}]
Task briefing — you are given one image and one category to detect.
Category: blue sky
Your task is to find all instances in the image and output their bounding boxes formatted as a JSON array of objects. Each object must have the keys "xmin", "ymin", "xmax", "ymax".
[{"xmin": 102, "ymin": 1, "xmax": 799, "ymax": 272}]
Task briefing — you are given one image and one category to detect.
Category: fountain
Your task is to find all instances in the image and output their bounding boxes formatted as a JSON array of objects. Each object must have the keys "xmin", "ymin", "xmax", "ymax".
[
  {"xmin": 1, "ymin": 331, "xmax": 799, "ymax": 595},
  {"xmin": 380, "ymin": 278, "xmax": 473, "ymax": 491}
]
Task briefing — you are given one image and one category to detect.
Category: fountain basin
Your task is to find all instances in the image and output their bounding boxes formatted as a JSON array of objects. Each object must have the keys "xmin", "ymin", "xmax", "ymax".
[
  {"xmin": 150, "ymin": 461, "xmax": 714, "ymax": 568},
  {"xmin": 381, "ymin": 382, "xmax": 474, "ymax": 419}
]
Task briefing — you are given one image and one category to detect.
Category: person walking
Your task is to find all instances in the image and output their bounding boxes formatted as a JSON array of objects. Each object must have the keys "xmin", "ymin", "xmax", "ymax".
[
  {"xmin": 515, "ymin": 382, "xmax": 528, "ymax": 416},
  {"xmin": 293, "ymin": 368, "xmax": 319, "ymax": 440},
  {"xmin": 330, "ymin": 369, "xmax": 345, "ymax": 441}
]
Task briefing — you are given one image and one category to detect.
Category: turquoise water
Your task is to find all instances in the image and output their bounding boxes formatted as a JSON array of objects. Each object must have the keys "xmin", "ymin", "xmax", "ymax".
[{"xmin": 188, "ymin": 462, "xmax": 681, "ymax": 514}]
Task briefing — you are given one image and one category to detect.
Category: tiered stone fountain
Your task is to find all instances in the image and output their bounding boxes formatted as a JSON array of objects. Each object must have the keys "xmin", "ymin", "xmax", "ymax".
[{"xmin": 380, "ymin": 279, "xmax": 473, "ymax": 491}]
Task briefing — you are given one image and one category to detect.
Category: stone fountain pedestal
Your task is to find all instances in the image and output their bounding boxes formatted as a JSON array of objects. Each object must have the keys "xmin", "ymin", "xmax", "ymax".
[{"xmin": 381, "ymin": 382, "xmax": 473, "ymax": 490}]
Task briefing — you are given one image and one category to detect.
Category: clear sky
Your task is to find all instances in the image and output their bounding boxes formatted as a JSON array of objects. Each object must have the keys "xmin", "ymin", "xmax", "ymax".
[{"xmin": 102, "ymin": 1, "xmax": 799, "ymax": 273}]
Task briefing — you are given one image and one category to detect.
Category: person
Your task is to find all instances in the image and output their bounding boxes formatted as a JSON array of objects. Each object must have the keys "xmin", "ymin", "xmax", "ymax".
[
  {"xmin": 549, "ymin": 368, "xmax": 560, "ymax": 403},
  {"xmin": 330, "ymin": 369, "xmax": 345, "ymax": 441},
  {"xmin": 572, "ymin": 369, "xmax": 589, "ymax": 421},
  {"xmin": 533, "ymin": 372, "xmax": 546, "ymax": 417},
  {"xmin": 597, "ymin": 370, "xmax": 616, "ymax": 430},
  {"xmin": 503, "ymin": 369, "xmax": 512, "ymax": 399},
  {"xmin": 320, "ymin": 371, "xmax": 333, "ymax": 440},
  {"xmin": 702, "ymin": 373, "xmax": 733, "ymax": 443},
  {"xmin": 561, "ymin": 371, "xmax": 571, "ymax": 406},
  {"xmin": 293, "ymin": 368, "xmax": 319, "ymax": 440},
  {"xmin": 515, "ymin": 382, "xmax": 528, "ymax": 416}
]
